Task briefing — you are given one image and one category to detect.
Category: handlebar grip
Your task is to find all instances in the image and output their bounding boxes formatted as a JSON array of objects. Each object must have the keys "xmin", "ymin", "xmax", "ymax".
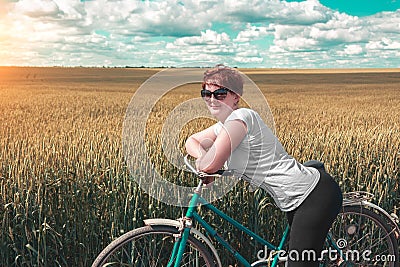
[
  {"xmin": 184, "ymin": 154, "xmax": 235, "ymax": 177},
  {"xmin": 206, "ymin": 170, "xmax": 235, "ymax": 176}
]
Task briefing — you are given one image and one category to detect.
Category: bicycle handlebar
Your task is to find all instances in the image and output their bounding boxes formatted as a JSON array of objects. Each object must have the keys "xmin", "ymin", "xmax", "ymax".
[{"xmin": 183, "ymin": 154, "xmax": 235, "ymax": 178}]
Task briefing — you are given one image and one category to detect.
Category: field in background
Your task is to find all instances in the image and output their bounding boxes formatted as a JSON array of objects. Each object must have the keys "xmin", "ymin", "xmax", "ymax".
[{"xmin": 0, "ymin": 67, "xmax": 399, "ymax": 266}]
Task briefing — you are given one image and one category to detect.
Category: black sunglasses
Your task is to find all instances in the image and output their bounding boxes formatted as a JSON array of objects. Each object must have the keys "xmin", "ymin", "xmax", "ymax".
[{"xmin": 201, "ymin": 84, "xmax": 233, "ymax": 101}]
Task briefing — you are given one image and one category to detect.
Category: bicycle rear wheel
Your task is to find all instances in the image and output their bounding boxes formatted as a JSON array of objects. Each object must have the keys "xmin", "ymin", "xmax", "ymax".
[
  {"xmin": 323, "ymin": 205, "xmax": 399, "ymax": 267},
  {"xmin": 92, "ymin": 225, "xmax": 216, "ymax": 267}
]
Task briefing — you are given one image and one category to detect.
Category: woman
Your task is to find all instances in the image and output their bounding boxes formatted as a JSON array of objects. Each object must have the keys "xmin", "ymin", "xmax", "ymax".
[{"xmin": 185, "ymin": 64, "xmax": 343, "ymax": 266}]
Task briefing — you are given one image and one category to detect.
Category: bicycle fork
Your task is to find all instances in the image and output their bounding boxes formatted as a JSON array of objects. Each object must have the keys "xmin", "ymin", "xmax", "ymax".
[
  {"xmin": 168, "ymin": 189, "xmax": 201, "ymax": 267},
  {"xmin": 167, "ymin": 218, "xmax": 193, "ymax": 267}
]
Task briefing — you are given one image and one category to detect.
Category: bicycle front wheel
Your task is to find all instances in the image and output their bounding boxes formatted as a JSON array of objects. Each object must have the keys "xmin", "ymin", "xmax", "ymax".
[
  {"xmin": 324, "ymin": 205, "xmax": 399, "ymax": 267},
  {"xmin": 92, "ymin": 225, "xmax": 216, "ymax": 267}
]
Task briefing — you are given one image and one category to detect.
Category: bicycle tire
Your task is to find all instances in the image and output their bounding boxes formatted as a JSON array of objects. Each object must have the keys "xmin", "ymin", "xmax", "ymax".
[
  {"xmin": 323, "ymin": 205, "xmax": 399, "ymax": 267},
  {"xmin": 92, "ymin": 225, "xmax": 216, "ymax": 267}
]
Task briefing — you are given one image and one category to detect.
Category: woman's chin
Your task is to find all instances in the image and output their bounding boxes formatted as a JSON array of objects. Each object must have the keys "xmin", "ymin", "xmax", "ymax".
[{"xmin": 208, "ymin": 106, "xmax": 221, "ymax": 115}]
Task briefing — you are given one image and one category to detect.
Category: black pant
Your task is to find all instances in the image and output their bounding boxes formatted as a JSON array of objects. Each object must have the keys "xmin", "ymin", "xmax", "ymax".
[{"xmin": 286, "ymin": 168, "xmax": 343, "ymax": 267}]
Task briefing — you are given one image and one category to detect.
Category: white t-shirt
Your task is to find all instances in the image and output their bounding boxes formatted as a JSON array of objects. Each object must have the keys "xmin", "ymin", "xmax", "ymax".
[{"xmin": 214, "ymin": 108, "xmax": 320, "ymax": 212}]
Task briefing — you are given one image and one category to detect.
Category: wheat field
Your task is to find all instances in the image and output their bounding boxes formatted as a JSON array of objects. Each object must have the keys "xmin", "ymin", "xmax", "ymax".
[{"xmin": 0, "ymin": 67, "xmax": 399, "ymax": 266}]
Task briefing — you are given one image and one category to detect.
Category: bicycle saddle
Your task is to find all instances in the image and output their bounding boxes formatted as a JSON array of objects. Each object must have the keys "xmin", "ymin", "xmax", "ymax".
[{"xmin": 303, "ymin": 160, "xmax": 325, "ymax": 171}]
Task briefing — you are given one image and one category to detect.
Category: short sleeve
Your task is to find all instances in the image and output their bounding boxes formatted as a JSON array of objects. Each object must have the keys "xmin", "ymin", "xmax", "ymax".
[
  {"xmin": 224, "ymin": 108, "xmax": 252, "ymax": 134},
  {"xmin": 213, "ymin": 122, "xmax": 224, "ymax": 136}
]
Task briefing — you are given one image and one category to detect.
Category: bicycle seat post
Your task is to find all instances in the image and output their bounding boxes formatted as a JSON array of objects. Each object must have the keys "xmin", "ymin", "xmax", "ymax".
[{"xmin": 194, "ymin": 180, "xmax": 204, "ymax": 194}]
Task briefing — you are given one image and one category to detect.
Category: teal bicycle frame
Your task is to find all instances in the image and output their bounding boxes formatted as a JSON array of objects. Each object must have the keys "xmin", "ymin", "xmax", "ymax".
[
  {"xmin": 167, "ymin": 183, "xmax": 290, "ymax": 267},
  {"xmin": 166, "ymin": 156, "xmax": 347, "ymax": 267}
]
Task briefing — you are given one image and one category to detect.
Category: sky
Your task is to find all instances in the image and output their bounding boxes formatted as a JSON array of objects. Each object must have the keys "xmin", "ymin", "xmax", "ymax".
[{"xmin": 0, "ymin": 0, "xmax": 399, "ymax": 68}]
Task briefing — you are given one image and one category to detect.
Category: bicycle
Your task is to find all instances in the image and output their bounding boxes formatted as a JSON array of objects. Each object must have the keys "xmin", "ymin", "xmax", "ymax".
[{"xmin": 92, "ymin": 155, "xmax": 400, "ymax": 267}]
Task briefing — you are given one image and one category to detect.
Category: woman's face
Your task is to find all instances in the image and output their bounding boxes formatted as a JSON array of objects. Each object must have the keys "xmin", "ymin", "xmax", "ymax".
[{"xmin": 201, "ymin": 83, "xmax": 239, "ymax": 121}]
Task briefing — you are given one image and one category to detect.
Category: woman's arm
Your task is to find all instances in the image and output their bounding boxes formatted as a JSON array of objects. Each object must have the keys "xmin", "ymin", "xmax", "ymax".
[
  {"xmin": 185, "ymin": 125, "xmax": 218, "ymax": 159},
  {"xmin": 196, "ymin": 119, "xmax": 247, "ymax": 173}
]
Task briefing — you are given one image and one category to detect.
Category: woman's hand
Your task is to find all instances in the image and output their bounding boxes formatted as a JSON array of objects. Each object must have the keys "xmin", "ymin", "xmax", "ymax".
[
  {"xmin": 195, "ymin": 157, "xmax": 215, "ymax": 185},
  {"xmin": 195, "ymin": 157, "xmax": 202, "ymax": 171},
  {"xmin": 202, "ymin": 176, "xmax": 215, "ymax": 185},
  {"xmin": 185, "ymin": 125, "xmax": 217, "ymax": 159},
  {"xmin": 195, "ymin": 119, "xmax": 247, "ymax": 173},
  {"xmin": 187, "ymin": 118, "xmax": 247, "ymax": 173}
]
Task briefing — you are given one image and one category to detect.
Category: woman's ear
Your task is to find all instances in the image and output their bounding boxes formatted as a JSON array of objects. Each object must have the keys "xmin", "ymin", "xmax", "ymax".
[{"xmin": 234, "ymin": 98, "xmax": 240, "ymax": 107}]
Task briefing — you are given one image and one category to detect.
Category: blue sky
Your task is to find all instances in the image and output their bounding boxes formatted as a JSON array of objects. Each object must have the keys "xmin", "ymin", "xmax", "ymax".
[
  {"xmin": 319, "ymin": 0, "xmax": 400, "ymax": 16},
  {"xmin": 0, "ymin": 0, "xmax": 399, "ymax": 68}
]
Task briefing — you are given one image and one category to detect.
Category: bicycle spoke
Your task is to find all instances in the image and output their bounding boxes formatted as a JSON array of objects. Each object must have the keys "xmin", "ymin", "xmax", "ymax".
[
  {"xmin": 322, "ymin": 206, "xmax": 399, "ymax": 267},
  {"xmin": 92, "ymin": 226, "xmax": 215, "ymax": 266}
]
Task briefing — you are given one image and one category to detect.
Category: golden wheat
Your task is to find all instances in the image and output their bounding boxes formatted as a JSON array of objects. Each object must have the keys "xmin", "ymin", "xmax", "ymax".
[{"xmin": 0, "ymin": 67, "xmax": 398, "ymax": 266}]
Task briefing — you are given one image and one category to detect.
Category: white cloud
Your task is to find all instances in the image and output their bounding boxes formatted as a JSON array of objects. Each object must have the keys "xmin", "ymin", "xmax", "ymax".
[
  {"xmin": 274, "ymin": 36, "xmax": 318, "ymax": 51},
  {"xmin": 278, "ymin": 0, "xmax": 333, "ymax": 25},
  {"xmin": 234, "ymin": 24, "xmax": 270, "ymax": 42},
  {"xmin": 15, "ymin": 0, "xmax": 61, "ymax": 18},
  {"xmin": 309, "ymin": 26, "xmax": 368, "ymax": 43},
  {"xmin": 234, "ymin": 56, "xmax": 263, "ymax": 63},
  {"xmin": 263, "ymin": 7, "xmax": 400, "ymax": 67},
  {"xmin": 223, "ymin": 0, "xmax": 332, "ymax": 25},
  {"xmin": 117, "ymin": 1, "xmax": 212, "ymax": 37},
  {"xmin": 0, "ymin": 0, "xmax": 399, "ymax": 67},
  {"xmin": 269, "ymin": 45, "xmax": 285, "ymax": 53},
  {"xmin": 132, "ymin": 36, "xmax": 147, "ymax": 42},
  {"xmin": 366, "ymin": 38, "xmax": 400, "ymax": 51},
  {"xmin": 168, "ymin": 30, "xmax": 230, "ymax": 46},
  {"xmin": 340, "ymin": 44, "xmax": 363, "ymax": 55},
  {"xmin": 270, "ymin": 12, "xmax": 370, "ymax": 52}
]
